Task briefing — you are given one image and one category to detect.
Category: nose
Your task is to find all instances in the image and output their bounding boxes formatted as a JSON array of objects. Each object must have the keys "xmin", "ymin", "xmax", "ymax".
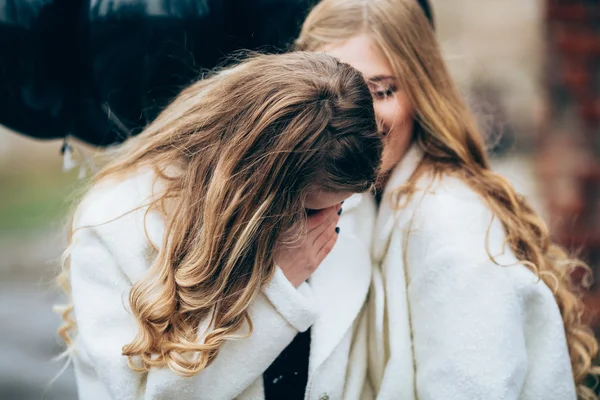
[{"xmin": 376, "ymin": 117, "xmax": 389, "ymax": 137}]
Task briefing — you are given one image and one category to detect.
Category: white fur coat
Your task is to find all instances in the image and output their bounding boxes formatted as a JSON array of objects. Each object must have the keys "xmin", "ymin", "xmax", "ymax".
[
  {"xmin": 368, "ymin": 146, "xmax": 576, "ymax": 400},
  {"xmin": 68, "ymin": 169, "xmax": 377, "ymax": 400}
]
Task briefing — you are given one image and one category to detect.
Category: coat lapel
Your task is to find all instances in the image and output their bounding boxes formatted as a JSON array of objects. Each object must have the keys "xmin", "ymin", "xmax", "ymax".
[
  {"xmin": 369, "ymin": 145, "xmax": 424, "ymax": 399},
  {"xmin": 372, "ymin": 145, "xmax": 424, "ymax": 264},
  {"xmin": 307, "ymin": 193, "xmax": 375, "ymax": 376}
]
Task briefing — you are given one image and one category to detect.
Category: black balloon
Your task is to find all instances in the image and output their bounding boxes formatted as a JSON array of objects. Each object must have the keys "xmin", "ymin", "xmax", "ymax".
[
  {"xmin": 0, "ymin": 0, "xmax": 433, "ymax": 146},
  {"xmin": 0, "ymin": 0, "xmax": 319, "ymax": 145}
]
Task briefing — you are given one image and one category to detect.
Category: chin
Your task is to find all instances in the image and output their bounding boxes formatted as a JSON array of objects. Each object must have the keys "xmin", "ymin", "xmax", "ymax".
[{"xmin": 379, "ymin": 155, "xmax": 398, "ymax": 174}]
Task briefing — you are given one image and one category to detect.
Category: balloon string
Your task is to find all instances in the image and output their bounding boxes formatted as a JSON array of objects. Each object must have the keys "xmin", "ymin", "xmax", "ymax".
[{"xmin": 60, "ymin": 136, "xmax": 99, "ymax": 178}]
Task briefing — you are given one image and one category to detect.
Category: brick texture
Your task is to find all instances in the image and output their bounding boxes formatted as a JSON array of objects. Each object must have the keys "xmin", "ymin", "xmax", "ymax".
[{"xmin": 540, "ymin": 0, "xmax": 600, "ymax": 326}]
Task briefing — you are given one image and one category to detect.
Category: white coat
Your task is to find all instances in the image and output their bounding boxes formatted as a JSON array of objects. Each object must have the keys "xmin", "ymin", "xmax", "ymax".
[
  {"xmin": 368, "ymin": 146, "xmax": 576, "ymax": 400},
  {"xmin": 68, "ymin": 168, "xmax": 377, "ymax": 400}
]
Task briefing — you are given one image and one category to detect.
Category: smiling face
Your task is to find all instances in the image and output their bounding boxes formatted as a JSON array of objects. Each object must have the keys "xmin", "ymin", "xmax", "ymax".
[{"xmin": 324, "ymin": 34, "xmax": 415, "ymax": 175}]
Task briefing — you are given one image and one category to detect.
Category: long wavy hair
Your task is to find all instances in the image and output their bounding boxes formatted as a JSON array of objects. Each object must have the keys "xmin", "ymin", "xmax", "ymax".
[
  {"xmin": 297, "ymin": 0, "xmax": 599, "ymax": 397},
  {"xmin": 57, "ymin": 52, "xmax": 382, "ymax": 376}
]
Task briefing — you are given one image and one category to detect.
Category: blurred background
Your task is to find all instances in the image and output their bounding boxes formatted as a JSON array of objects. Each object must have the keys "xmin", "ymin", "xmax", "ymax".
[{"xmin": 0, "ymin": 0, "xmax": 599, "ymax": 398}]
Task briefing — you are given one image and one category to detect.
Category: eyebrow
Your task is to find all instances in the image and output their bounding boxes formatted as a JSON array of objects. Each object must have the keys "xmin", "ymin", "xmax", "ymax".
[{"xmin": 368, "ymin": 75, "xmax": 396, "ymax": 83}]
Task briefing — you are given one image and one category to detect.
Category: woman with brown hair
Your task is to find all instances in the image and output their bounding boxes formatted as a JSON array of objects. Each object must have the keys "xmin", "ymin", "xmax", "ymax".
[
  {"xmin": 298, "ymin": 1, "xmax": 599, "ymax": 399},
  {"xmin": 57, "ymin": 52, "xmax": 382, "ymax": 399}
]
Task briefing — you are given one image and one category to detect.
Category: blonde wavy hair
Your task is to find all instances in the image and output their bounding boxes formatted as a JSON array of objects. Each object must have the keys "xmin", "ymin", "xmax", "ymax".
[
  {"xmin": 297, "ymin": 0, "xmax": 599, "ymax": 397},
  {"xmin": 57, "ymin": 52, "xmax": 382, "ymax": 376}
]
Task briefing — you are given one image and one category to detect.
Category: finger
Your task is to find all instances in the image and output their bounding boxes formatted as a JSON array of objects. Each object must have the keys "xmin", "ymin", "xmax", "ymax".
[
  {"xmin": 312, "ymin": 213, "xmax": 339, "ymax": 247},
  {"xmin": 307, "ymin": 205, "xmax": 338, "ymax": 232},
  {"xmin": 316, "ymin": 227, "xmax": 339, "ymax": 261},
  {"xmin": 310, "ymin": 207, "xmax": 340, "ymax": 242}
]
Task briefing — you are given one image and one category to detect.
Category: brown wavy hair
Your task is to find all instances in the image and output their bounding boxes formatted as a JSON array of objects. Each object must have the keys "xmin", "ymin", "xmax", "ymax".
[
  {"xmin": 57, "ymin": 52, "xmax": 382, "ymax": 376},
  {"xmin": 297, "ymin": 0, "xmax": 599, "ymax": 397}
]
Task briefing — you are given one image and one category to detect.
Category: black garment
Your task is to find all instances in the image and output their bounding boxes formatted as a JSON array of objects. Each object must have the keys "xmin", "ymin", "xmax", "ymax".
[{"xmin": 264, "ymin": 328, "xmax": 311, "ymax": 399}]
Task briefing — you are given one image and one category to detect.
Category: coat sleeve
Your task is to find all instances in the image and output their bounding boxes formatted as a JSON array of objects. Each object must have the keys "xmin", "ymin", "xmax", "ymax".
[
  {"xmin": 70, "ymin": 220, "xmax": 318, "ymax": 400},
  {"xmin": 404, "ymin": 190, "xmax": 529, "ymax": 400}
]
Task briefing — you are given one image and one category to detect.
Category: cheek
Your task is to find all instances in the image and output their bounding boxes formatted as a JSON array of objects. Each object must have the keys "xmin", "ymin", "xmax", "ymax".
[
  {"xmin": 378, "ymin": 96, "xmax": 415, "ymax": 172},
  {"xmin": 391, "ymin": 95, "xmax": 413, "ymax": 127},
  {"xmin": 373, "ymin": 101, "xmax": 398, "ymax": 129},
  {"xmin": 374, "ymin": 97, "xmax": 413, "ymax": 131}
]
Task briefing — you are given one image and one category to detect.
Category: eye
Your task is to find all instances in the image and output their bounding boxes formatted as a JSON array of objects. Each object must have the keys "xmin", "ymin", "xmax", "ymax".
[{"xmin": 369, "ymin": 83, "xmax": 397, "ymax": 100}]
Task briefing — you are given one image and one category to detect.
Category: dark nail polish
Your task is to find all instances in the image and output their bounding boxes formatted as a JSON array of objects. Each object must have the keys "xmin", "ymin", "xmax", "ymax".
[
  {"xmin": 335, "ymin": 227, "xmax": 340, "ymax": 234},
  {"xmin": 341, "ymin": 201, "xmax": 345, "ymax": 204},
  {"xmin": 337, "ymin": 208, "xmax": 343, "ymax": 216}
]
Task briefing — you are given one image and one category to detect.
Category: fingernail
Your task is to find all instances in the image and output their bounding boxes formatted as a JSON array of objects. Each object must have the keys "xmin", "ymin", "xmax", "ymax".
[
  {"xmin": 335, "ymin": 227, "xmax": 340, "ymax": 234},
  {"xmin": 341, "ymin": 201, "xmax": 345, "ymax": 204},
  {"xmin": 337, "ymin": 208, "xmax": 343, "ymax": 215}
]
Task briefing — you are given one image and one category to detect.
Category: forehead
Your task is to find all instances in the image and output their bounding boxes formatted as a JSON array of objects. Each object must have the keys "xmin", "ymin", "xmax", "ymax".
[
  {"xmin": 305, "ymin": 189, "xmax": 353, "ymax": 210},
  {"xmin": 322, "ymin": 34, "xmax": 394, "ymax": 80}
]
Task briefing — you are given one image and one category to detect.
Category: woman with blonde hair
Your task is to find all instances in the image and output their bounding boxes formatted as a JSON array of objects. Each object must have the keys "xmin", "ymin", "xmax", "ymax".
[
  {"xmin": 57, "ymin": 52, "xmax": 382, "ymax": 399},
  {"xmin": 298, "ymin": 1, "xmax": 599, "ymax": 399}
]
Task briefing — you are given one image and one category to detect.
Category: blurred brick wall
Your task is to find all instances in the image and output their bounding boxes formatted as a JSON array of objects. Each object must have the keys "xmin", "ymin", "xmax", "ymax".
[{"xmin": 538, "ymin": 0, "xmax": 600, "ymax": 319}]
